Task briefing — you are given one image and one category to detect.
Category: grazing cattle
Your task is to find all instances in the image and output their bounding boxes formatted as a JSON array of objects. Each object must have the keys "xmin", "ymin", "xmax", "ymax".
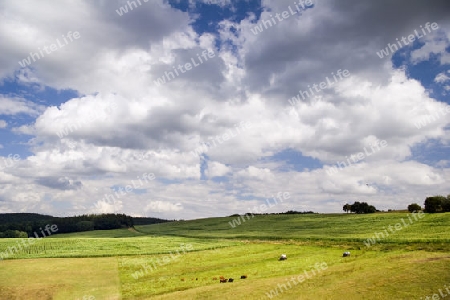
[
  {"xmin": 228, "ymin": 278, "xmax": 234, "ymax": 282},
  {"xmin": 343, "ymin": 251, "xmax": 351, "ymax": 257},
  {"xmin": 220, "ymin": 278, "xmax": 228, "ymax": 283},
  {"xmin": 279, "ymin": 254, "xmax": 287, "ymax": 260},
  {"xmin": 240, "ymin": 275, "xmax": 247, "ymax": 279}
]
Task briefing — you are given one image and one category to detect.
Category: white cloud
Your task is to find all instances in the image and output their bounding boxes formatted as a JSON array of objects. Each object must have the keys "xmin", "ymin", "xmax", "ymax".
[
  {"xmin": 410, "ymin": 32, "xmax": 450, "ymax": 65},
  {"xmin": 206, "ymin": 161, "xmax": 231, "ymax": 177},
  {"xmin": 144, "ymin": 201, "xmax": 183, "ymax": 213},
  {"xmin": 92, "ymin": 199, "xmax": 123, "ymax": 214},
  {"xmin": 0, "ymin": 0, "xmax": 449, "ymax": 219},
  {"xmin": 0, "ymin": 96, "xmax": 44, "ymax": 116},
  {"xmin": 434, "ymin": 71, "xmax": 450, "ymax": 83}
]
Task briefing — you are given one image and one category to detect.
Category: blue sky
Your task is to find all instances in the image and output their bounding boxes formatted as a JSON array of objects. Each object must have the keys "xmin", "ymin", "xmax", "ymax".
[
  {"xmin": 0, "ymin": 76, "xmax": 78, "ymax": 157},
  {"xmin": 0, "ymin": 0, "xmax": 449, "ymax": 219}
]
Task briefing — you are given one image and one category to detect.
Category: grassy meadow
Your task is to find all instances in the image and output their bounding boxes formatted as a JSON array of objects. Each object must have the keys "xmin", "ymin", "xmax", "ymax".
[{"xmin": 0, "ymin": 213, "xmax": 449, "ymax": 299}]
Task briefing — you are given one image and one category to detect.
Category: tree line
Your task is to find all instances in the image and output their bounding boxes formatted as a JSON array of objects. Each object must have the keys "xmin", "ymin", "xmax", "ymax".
[
  {"xmin": 228, "ymin": 211, "xmax": 317, "ymax": 217},
  {"xmin": 343, "ymin": 195, "xmax": 450, "ymax": 214},
  {"xmin": 0, "ymin": 213, "xmax": 169, "ymax": 238}
]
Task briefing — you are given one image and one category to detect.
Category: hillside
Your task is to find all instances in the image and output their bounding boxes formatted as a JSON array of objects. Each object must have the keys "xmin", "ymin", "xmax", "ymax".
[
  {"xmin": 135, "ymin": 212, "xmax": 450, "ymax": 245},
  {"xmin": 1, "ymin": 213, "xmax": 449, "ymax": 299},
  {"xmin": 0, "ymin": 213, "xmax": 169, "ymax": 237}
]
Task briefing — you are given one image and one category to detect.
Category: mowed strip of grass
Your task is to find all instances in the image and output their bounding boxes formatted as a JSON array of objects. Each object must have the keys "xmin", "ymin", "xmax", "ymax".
[
  {"xmin": 0, "ymin": 236, "xmax": 239, "ymax": 259},
  {"xmin": 136, "ymin": 213, "xmax": 450, "ymax": 243},
  {"xmin": 0, "ymin": 257, "xmax": 121, "ymax": 300},
  {"xmin": 118, "ymin": 240, "xmax": 450, "ymax": 299}
]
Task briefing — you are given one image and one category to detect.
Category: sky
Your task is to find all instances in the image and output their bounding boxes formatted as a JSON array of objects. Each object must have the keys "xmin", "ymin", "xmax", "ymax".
[{"xmin": 0, "ymin": 0, "xmax": 449, "ymax": 220}]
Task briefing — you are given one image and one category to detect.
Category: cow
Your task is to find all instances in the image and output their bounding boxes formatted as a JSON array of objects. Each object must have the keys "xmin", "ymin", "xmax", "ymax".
[
  {"xmin": 228, "ymin": 278, "xmax": 234, "ymax": 282},
  {"xmin": 240, "ymin": 275, "xmax": 247, "ymax": 279},
  {"xmin": 343, "ymin": 251, "xmax": 351, "ymax": 257},
  {"xmin": 279, "ymin": 254, "xmax": 287, "ymax": 260},
  {"xmin": 220, "ymin": 278, "xmax": 228, "ymax": 283}
]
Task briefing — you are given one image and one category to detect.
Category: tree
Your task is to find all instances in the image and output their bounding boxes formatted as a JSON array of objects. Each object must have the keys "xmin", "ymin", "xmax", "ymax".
[
  {"xmin": 348, "ymin": 201, "xmax": 376, "ymax": 214},
  {"xmin": 424, "ymin": 196, "xmax": 446, "ymax": 213},
  {"xmin": 407, "ymin": 203, "xmax": 422, "ymax": 213},
  {"xmin": 350, "ymin": 202, "xmax": 361, "ymax": 213},
  {"xmin": 343, "ymin": 204, "xmax": 351, "ymax": 213},
  {"xmin": 441, "ymin": 196, "xmax": 450, "ymax": 212},
  {"xmin": 367, "ymin": 205, "xmax": 377, "ymax": 213}
]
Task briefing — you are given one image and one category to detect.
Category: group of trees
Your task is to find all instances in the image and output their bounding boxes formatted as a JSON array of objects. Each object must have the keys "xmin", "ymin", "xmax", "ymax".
[
  {"xmin": 408, "ymin": 195, "xmax": 450, "ymax": 213},
  {"xmin": 0, "ymin": 213, "xmax": 52, "ymax": 237},
  {"xmin": 342, "ymin": 194, "xmax": 450, "ymax": 215},
  {"xmin": 282, "ymin": 210, "xmax": 317, "ymax": 215},
  {"xmin": 228, "ymin": 211, "xmax": 317, "ymax": 218},
  {"xmin": 0, "ymin": 213, "xmax": 169, "ymax": 238},
  {"xmin": 423, "ymin": 195, "xmax": 450, "ymax": 213},
  {"xmin": 343, "ymin": 202, "xmax": 377, "ymax": 214},
  {"xmin": 51, "ymin": 214, "xmax": 134, "ymax": 233}
]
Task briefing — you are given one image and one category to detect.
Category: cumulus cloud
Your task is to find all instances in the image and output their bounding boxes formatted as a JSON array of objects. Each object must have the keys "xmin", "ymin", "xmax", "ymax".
[
  {"xmin": 206, "ymin": 161, "xmax": 231, "ymax": 177},
  {"xmin": 92, "ymin": 199, "xmax": 123, "ymax": 214},
  {"xmin": 0, "ymin": 0, "xmax": 449, "ymax": 219}
]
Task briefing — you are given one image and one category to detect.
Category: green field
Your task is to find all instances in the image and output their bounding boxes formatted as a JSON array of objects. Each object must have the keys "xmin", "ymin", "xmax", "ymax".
[{"xmin": 0, "ymin": 213, "xmax": 449, "ymax": 299}]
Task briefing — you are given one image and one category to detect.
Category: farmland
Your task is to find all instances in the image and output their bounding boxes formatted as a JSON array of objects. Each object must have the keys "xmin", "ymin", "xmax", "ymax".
[{"xmin": 0, "ymin": 213, "xmax": 449, "ymax": 299}]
